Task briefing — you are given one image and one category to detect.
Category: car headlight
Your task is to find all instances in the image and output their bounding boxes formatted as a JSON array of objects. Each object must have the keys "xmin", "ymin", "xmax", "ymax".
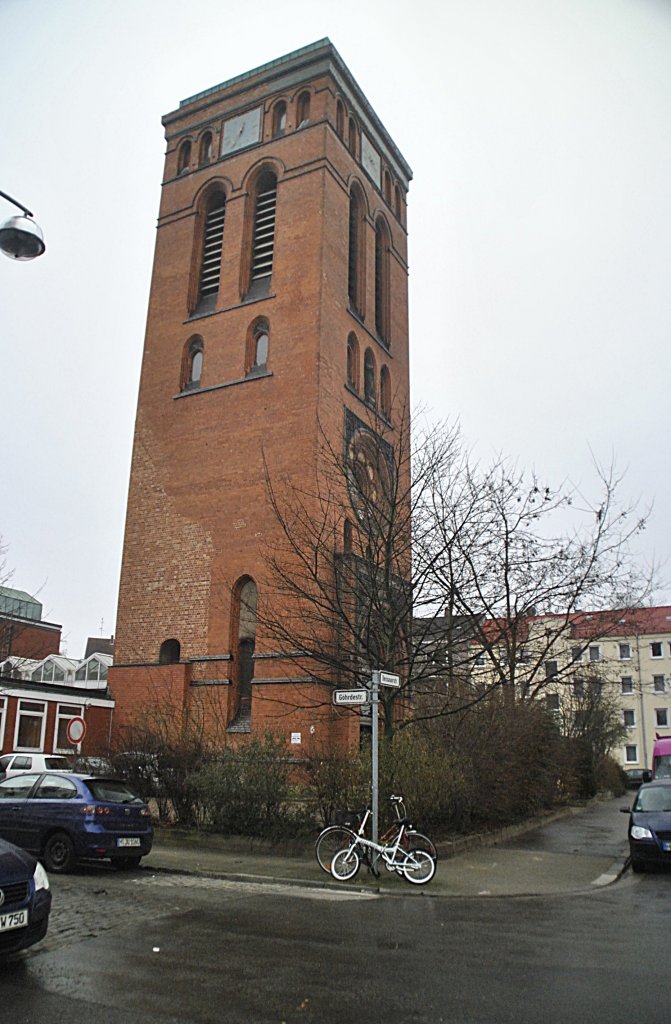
[
  {"xmin": 630, "ymin": 825, "xmax": 653, "ymax": 841},
  {"xmin": 33, "ymin": 861, "xmax": 50, "ymax": 891}
]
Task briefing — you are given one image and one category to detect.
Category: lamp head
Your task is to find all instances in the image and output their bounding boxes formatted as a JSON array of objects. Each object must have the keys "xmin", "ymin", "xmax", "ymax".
[{"xmin": 0, "ymin": 214, "xmax": 46, "ymax": 261}]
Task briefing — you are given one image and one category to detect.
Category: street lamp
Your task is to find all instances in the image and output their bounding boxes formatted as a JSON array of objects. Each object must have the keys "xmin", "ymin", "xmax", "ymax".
[{"xmin": 0, "ymin": 190, "xmax": 46, "ymax": 261}]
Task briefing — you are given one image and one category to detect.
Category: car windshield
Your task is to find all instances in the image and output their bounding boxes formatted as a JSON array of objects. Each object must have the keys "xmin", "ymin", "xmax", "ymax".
[
  {"xmin": 85, "ymin": 778, "xmax": 143, "ymax": 804},
  {"xmin": 635, "ymin": 787, "xmax": 671, "ymax": 812}
]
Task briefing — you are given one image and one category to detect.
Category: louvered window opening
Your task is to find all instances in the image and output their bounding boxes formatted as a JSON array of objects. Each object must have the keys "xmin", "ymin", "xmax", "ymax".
[
  {"xmin": 348, "ymin": 195, "xmax": 360, "ymax": 309},
  {"xmin": 199, "ymin": 197, "xmax": 226, "ymax": 299},
  {"xmin": 251, "ymin": 181, "xmax": 277, "ymax": 281}
]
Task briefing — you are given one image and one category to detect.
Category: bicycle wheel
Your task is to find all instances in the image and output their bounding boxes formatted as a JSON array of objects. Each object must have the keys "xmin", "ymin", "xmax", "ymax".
[
  {"xmin": 406, "ymin": 830, "xmax": 438, "ymax": 862},
  {"xmin": 315, "ymin": 827, "xmax": 356, "ymax": 873},
  {"xmin": 401, "ymin": 849, "xmax": 436, "ymax": 885},
  {"xmin": 331, "ymin": 847, "xmax": 361, "ymax": 881}
]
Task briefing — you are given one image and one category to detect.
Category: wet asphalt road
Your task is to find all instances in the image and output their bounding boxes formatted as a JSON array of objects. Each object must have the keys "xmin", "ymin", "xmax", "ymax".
[{"xmin": 1, "ymin": 852, "xmax": 670, "ymax": 1024}]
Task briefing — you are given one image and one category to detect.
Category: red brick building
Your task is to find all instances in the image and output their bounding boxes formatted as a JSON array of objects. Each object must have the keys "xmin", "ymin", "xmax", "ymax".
[{"xmin": 109, "ymin": 40, "xmax": 412, "ymax": 754}]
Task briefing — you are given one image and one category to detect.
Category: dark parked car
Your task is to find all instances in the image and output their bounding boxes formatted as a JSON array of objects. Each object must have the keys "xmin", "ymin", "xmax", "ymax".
[
  {"xmin": 0, "ymin": 772, "xmax": 153, "ymax": 873},
  {"xmin": 0, "ymin": 837, "xmax": 51, "ymax": 955},
  {"xmin": 622, "ymin": 778, "xmax": 671, "ymax": 872},
  {"xmin": 623, "ymin": 768, "xmax": 649, "ymax": 790}
]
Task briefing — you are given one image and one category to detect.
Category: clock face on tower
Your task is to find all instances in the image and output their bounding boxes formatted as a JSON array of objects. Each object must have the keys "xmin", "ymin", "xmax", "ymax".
[{"xmin": 221, "ymin": 107, "xmax": 262, "ymax": 156}]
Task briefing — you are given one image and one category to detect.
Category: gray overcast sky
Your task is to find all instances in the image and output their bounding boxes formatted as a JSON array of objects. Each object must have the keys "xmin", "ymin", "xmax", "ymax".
[{"xmin": 1, "ymin": 0, "xmax": 670, "ymax": 657}]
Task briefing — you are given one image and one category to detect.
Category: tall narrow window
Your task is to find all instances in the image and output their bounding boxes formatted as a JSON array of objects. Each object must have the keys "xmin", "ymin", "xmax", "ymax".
[
  {"xmin": 364, "ymin": 348, "xmax": 376, "ymax": 406},
  {"xmin": 348, "ymin": 184, "xmax": 365, "ymax": 315},
  {"xmin": 375, "ymin": 216, "xmax": 391, "ymax": 344},
  {"xmin": 394, "ymin": 183, "xmax": 402, "ymax": 220},
  {"xmin": 249, "ymin": 172, "xmax": 277, "ymax": 292},
  {"xmin": 199, "ymin": 131, "xmax": 213, "ymax": 166},
  {"xmin": 348, "ymin": 117, "xmax": 358, "ymax": 157},
  {"xmin": 230, "ymin": 577, "xmax": 257, "ymax": 729},
  {"xmin": 383, "ymin": 169, "xmax": 392, "ymax": 205},
  {"xmin": 183, "ymin": 336, "xmax": 204, "ymax": 390},
  {"xmin": 346, "ymin": 332, "xmax": 360, "ymax": 391},
  {"xmin": 178, "ymin": 140, "xmax": 191, "ymax": 175},
  {"xmin": 380, "ymin": 365, "xmax": 391, "ymax": 419},
  {"xmin": 272, "ymin": 101, "xmax": 287, "ymax": 138},
  {"xmin": 297, "ymin": 91, "xmax": 311, "ymax": 126},
  {"xmin": 197, "ymin": 191, "xmax": 226, "ymax": 310},
  {"xmin": 336, "ymin": 100, "xmax": 345, "ymax": 138},
  {"xmin": 343, "ymin": 519, "xmax": 353, "ymax": 553},
  {"xmin": 246, "ymin": 318, "xmax": 270, "ymax": 375}
]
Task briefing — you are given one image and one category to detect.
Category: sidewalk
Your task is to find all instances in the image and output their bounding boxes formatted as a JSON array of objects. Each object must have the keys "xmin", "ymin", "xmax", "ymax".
[{"xmin": 142, "ymin": 799, "xmax": 630, "ymax": 898}]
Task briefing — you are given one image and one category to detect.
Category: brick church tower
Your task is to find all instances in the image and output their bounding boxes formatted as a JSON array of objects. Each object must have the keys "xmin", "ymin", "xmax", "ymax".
[{"xmin": 109, "ymin": 40, "xmax": 412, "ymax": 753}]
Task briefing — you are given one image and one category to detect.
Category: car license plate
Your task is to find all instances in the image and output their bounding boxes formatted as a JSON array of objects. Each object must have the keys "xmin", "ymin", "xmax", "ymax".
[
  {"xmin": 662, "ymin": 841, "xmax": 671, "ymax": 852},
  {"xmin": 117, "ymin": 837, "xmax": 141, "ymax": 848},
  {"xmin": 0, "ymin": 909, "xmax": 28, "ymax": 932}
]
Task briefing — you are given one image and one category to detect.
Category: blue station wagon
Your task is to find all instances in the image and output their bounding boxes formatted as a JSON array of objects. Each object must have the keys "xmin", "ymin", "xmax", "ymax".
[
  {"xmin": 0, "ymin": 837, "xmax": 51, "ymax": 955},
  {"xmin": 0, "ymin": 773, "xmax": 153, "ymax": 873}
]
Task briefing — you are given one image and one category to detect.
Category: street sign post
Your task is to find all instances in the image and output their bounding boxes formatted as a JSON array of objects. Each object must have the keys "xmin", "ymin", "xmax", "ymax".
[
  {"xmin": 370, "ymin": 670, "xmax": 401, "ymax": 851},
  {"xmin": 378, "ymin": 671, "xmax": 400, "ymax": 689},
  {"xmin": 332, "ymin": 689, "xmax": 369, "ymax": 706}
]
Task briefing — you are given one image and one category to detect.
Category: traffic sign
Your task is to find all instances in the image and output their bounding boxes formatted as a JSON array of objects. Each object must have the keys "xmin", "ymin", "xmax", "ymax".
[
  {"xmin": 377, "ymin": 671, "xmax": 401, "ymax": 689},
  {"xmin": 332, "ymin": 689, "xmax": 369, "ymax": 706},
  {"xmin": 66, "ymin": 716, "xmax": 86, "ymax": 745}
]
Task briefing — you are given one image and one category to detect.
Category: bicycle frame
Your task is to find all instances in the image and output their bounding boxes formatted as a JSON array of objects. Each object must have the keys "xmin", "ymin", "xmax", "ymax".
[{"xmin": 340, "ymin": 815, "xmax": 416, "ymax": 871}]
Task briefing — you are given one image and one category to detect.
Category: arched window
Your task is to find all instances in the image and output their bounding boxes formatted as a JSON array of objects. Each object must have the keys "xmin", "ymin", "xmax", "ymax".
[
  {"xmin": 197, "ymin": 190, "xmax": 226, "ymax": 311},
  {"xmin": 380, "ymin": 365, "xmax": 391, "ymax": 420},
  {"xmin": 230, "ymin": 577, "xmax": 258, "ymax": 728},
  {"xmin": 177, "ymin": 140, "xmax": 191, "ymax": 175},
  {"xmin": 159, "ymin": 639, "xmax": 181, "ymax": 665},
  {"xmin": 183, "ymin": 336, "xmax": 204, "ymax": 389},
  {"xmin": 383, "ymin": 169, "xmax": 392, "ymax": 206},
  {"xmin": 199, "ymin": 131, "xmax": 213, "ymax": 166},
  {"xmin": 375, "ymin": 216, "xmax": 391, "ymax": 344},
  {"xmin": 297, "ymin": 91, "xmax": 311, "ymax": 126},
  {"xmin": 272, "ymin": 101, "xmax": 287, "ymax": 138},
  {"xmin": 247, "ymin": 171, "xmax": 277, "ymax": 298},
  {"xmin": 394, "ymin": 183, "xmax": 402, "ymax": 221},
  {"xmin": 346, "ymin": 332, "xmax": 360, "ymax": 391},
  {"xmin": 364, "ymin": 348, "xmax": 376, "ymax": 406},
  {"xmin": 246, "ymin": 318, "xmax": 269, "ymax": 375},
  {"xmin": 348, "ymin": 117, "xmax": 358, "ymax": 157},
  {"xmin": 348, "ymin": 183, "xmax": 366, "ymax": 316},
  {"xmin": 336, "ymin": 100, "xmax": 345, "ymax": 139}
]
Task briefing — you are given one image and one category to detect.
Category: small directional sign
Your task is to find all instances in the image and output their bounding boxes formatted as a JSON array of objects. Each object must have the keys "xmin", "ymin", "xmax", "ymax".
[
  {"xmin": 332, "ymin": 689, "xmax": 369, "ymax": 706},
  {"xmin": 377, "ymin": 671, "xmax": 401, "ymax": 689}
]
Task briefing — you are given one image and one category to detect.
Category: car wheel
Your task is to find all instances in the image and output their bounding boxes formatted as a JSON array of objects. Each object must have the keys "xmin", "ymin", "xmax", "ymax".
[
  {"xmin": 43, "ymin": 831, "xmax": 76, "ymax": 873},
  {"xmin": 115, "ymin": 856, "xmax": 142, "ymax": 870}
]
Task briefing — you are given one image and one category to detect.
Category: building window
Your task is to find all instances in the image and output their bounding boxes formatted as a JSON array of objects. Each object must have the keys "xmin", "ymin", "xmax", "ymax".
[
  {"xmin": 272, "ymin": 101, "xmax": 287, "ymax": 138},
  {"xmin": 546, "ymin": 693, "xmax": 560, "ymax": 712},
  {"xmin": 159, "ymin": 639, "xmax": 181, "ymax": 665},
  {"xmin": 199, "ymin": 131, "xmax": 213, "ymax": 166},
  {"xmin": 230, "ymin": 577, "xmax": 258, "ymax": 726},
  {"xmin": 246, "ymin": 318, "xmax": 269, "ymax": 375},
  {"xmin": 346, "ymin": 333, "xmax": 360, "ymax": 391},
  {"xmin": 619, "ymin": 643, "xmax": 631, "ymax": 660},
  {"xmin": 55, "ymin": 704, "xmax": 84, "ymax": 752},
  {"xmin": 196, "ymin": 191, "xmax": 226, "ymax": 311},
  {"xmin": 573, "ymin": 677, "xmax": 584, "ymax": 696},
  {"xmin": 380, "ymin": 365, "xmax": 391, "ymax": 420},
  {"xmin": 623, "ymin": 709, "xmax": 636, "ymax": 728},
  {"xmin": 75, "ymin": 658, "xmax": 108, "ymax": 682},
  {"xmin": 621, "ymin": 676, "xmax": 634, "ymax": 694},
  {"xmin": 571, "ymin": 646, "xmax": 583, "ymax": 664},
  {"xmin": 653, "ymin": 674, "xmax": 666, "ymax": 693},
  {"xmin": 343, "ymin": 518, "xmax": 353, "ymax": 553},
  {"xmin": 656, "ymin": 708, "xmax": 669, "ymax": 728},
  {"xmin": 297, "ymin": 91, "xmax": 310, "ymax": 126},
  {"xmin": 588, "ymin": 645, "xmax": 600, "ymax": 662},
  {"xmin": 374, "ymin": 217, "xmax": 391, "ymax": 344},
  {"xmin": 177, "ymin": 139, "xmax": 191, "ymax": 175},
  {"xmin": 651, "ymin": 641, "xmax": 663, "ymax": 658},
  {"xmin": 348, "ymin": 184, "xmax": 366, "ymax": 316},
  {"xmin": 15, "ymin": 700, "xmax": 46, "ymax": 750},
  {"xmin": 364, "ymin": 348, "xmax": 376, "ymax": 406},
  {"xmin": 182, "ymin": 336, "xmax": 204, "ymax": 390},
  {"xmin": 394, "ymin": 183, "xmax": 402, "ymax": 221},
  {"xmin": 383, "ymin": 169, "xmax": 392, "ymax": 205},
  {"xmin": 625, "ymin": 744, "xmax": 638, "ymax": 764},
  {"xmin": 545, "ymin": 660, "xmax": 558, "ymax": 680},
  {"xmin": 348, "ymin": 117, "xmax": 358, "ymax": 157},
  {"xmin": 336, "ymin": 100, "xmax": 345, "ymax": 139},
  {"xmin": 248, "ymin": 171, "xmax": 277, "ymax": 295}
]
